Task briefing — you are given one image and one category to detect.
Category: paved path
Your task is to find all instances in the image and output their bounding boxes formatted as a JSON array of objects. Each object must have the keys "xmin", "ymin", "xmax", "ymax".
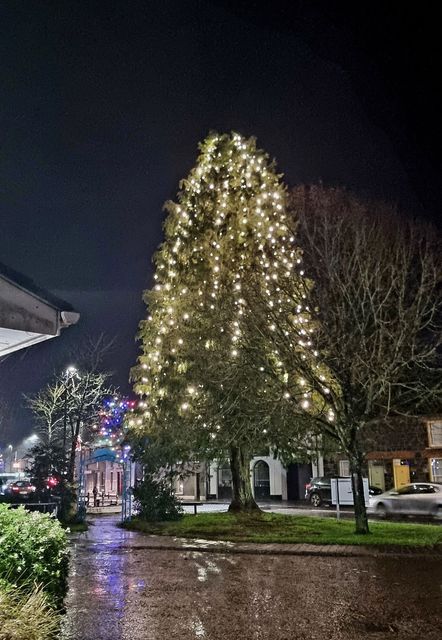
[{"xmin": 62, "ymin": 515, "xmax": 442, "ymax": 640}]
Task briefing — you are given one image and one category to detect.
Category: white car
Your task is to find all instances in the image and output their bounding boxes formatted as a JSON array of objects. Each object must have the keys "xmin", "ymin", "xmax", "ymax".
[{"xmin": 370, "ymin": 482, "xmax": 442, "ymax": 519}]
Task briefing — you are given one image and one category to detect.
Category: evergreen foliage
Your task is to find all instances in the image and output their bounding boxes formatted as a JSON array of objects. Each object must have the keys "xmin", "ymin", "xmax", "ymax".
[
  {"xmin": 0, "ymin": 505, "xmax": 69, "ymax": 605},
  {"xmin": 132, "ymin": 132, "xmax": 313, "ymax": 510},
  {"xmin": 133, "ymin": 474, "xmax": 183, "ymax": 522}
]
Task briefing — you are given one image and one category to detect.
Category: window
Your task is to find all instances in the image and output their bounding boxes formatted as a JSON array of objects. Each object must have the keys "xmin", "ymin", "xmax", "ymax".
[
  {"xmin": 431, "ymin": 458, "xmax": 442, "ymax": 483},
  {"xmin": 219, "ymin": 465, "xmax": 232, "ymax": 487},
  {"xmin": 397, "ymin": 485, "xmax": 416, "ymax": 495},
  {"xmin": 253, "ymin": 460, "xmax": 270, "ymax": 498},
  {"xmin": 428, "ymin": 422, "xmax": 442, "ymax": 447},
  {"xmin": 415, "ymin": 484, "xmax": 436, "ymax": 493},
  {"xmin": 339, "ymin": 460, "xmax": 350, "ymax": 476},
  {"xmin": 254, "ymin": 461, "xmax": 270, "ymax": 485}
]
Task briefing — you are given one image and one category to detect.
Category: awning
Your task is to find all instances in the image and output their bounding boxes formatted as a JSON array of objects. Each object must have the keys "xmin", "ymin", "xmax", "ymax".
[{"xmin": 0, "ymin": 262, "xmax": 79, "ymax": 356}]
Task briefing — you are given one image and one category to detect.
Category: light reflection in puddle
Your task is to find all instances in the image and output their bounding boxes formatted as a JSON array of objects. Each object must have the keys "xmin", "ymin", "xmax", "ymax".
[
  {"xmin": 176, "ymin": 537, "xmax": 234, "ymax": 548},
  {"xmin": 191, "ymin": 615, "xmax": 206, "ymax": 637},
  {"xmin": 188, "ymin": 553, "xmax": 223, "ymax": 582}
]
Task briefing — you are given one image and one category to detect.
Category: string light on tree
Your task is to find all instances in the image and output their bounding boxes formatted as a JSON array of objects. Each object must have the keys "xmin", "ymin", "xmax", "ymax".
[
  {"xmin": 94, "ymin": 396, "xmax": 137, "ymax": 459},
  {"xmin": 132, "ymin": 132, "xmax": 315, "ymax": 512}
]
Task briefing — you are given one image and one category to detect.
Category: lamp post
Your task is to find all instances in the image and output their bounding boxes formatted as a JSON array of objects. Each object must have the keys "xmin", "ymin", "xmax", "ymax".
[
  {"xmin": 62, "ymin": 366, "xmax": 78, "ymax": 467},
  {"xmin": 60, "ymin": 366, "xmax": 78, "ymax": 521},
  {"xmin": 7, "ymin": 444, "xmax": 13, "ymax": 473}
]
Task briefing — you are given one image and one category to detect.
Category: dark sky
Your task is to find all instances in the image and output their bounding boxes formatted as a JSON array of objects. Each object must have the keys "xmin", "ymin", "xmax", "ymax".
[{"xmin": 0, "ymin": 1, "xmax": 440, "ymax": 442}]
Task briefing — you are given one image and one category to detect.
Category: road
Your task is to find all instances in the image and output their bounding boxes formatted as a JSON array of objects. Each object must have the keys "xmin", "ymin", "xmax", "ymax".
[{"xmin": 61, "ymin": 515, "xmax": 442, "ymax": 640}]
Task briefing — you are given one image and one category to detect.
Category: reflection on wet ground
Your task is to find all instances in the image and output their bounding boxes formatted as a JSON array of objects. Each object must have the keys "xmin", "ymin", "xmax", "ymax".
[{"xmin": 61, "ymin": 515, "xmax": 442, "ymax": 640}]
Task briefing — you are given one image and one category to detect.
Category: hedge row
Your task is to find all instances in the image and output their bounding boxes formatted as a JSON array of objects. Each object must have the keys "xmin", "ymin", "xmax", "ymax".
[{"xmin": 0, "ymin": 504, "xmax": 69, "ymax": 611}]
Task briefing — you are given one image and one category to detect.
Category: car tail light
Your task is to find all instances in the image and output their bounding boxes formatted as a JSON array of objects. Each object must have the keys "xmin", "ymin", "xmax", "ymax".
[
  {"xmin": 30, "ymin": 486, "xmax": 36, "ymax": 492},
  {"xmin": 12, "ymin": 486, "xmax": 19, "ymax": 491}
]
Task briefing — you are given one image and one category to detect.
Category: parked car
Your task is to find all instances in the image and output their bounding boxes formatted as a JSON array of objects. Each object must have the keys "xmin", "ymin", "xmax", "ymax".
[
  {"xmin": 370, "ymin": 483, "xmax": 442, "ymax": 519},
  {"xmin": 305, "ymin": 476, "xmax": 383, "ymax": 507},
  {"xmin": 0, "ymin": 479, "xmax": 17, "ymax": 500},
  {"xmin": 4, "ymin": 480, "xmax": 36, "ymax": 501}
]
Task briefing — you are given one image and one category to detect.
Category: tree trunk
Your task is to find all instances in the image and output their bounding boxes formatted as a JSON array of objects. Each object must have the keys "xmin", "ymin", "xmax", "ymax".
[
  {"xmin": 228, "ymin": 445, "xmax": 260, "ymax": 513},
  {"xmin": 67, "ymin": 436, "xmax": 77, "ymax": 484},
  {"xmin": 349, "ymin": 453, "xmax": 369, "ymax": 534},
  {"xmin": 60, "ymin": 436, "xmax": 78, "ymax": 523}
]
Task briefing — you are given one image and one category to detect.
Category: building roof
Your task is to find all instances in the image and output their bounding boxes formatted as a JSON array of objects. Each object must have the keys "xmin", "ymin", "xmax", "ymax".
[
  {"xmin": 0, "ymin": 261, "xmax": 75, "ymax": 312},
  {"xmin": 0, "ymin": 261, "xmax": 79, "ymax": 356}
]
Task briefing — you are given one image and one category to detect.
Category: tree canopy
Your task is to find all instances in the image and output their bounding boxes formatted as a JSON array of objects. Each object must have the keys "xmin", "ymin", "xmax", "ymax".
[
  {"xmin": 132, "ymin": 132, "xmax": 312, "ymax": 509},
  {"xmin": 243, "ymin": 185, "xmax": 442, "ymax": 531}
]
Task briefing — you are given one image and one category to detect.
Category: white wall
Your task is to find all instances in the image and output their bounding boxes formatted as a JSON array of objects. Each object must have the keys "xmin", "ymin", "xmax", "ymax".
[{"xmin": 250, "ymin": 455, "xmax": 286, "ymax": 498}]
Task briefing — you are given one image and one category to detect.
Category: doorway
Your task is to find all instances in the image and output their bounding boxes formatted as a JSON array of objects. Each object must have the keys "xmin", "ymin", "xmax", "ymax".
[
  {"xmin": 286, "ymin": 463, "xmax": 312, "ymax": 501},
  {"xmin": 253, "ymin": 460, "xmax": 270, "ymax": 499},
  {"xmin": 217, "ymin": 463, "xmax": 232, "ymax": 499}
]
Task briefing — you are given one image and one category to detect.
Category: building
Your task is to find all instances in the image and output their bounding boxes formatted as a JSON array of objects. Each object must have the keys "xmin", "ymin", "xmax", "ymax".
[
  {"xmin": 331, "ymin": 416, "xmax": 442, "ymax": 491},
  {"xmin": 173, "ymin": 457, "xmax": 289, "ymax": 502},
  {"xmin": 83, "ymin": 457, "xmax": 124, "ymax": 498},
  {"xmin": 173, "ymin": 416, "xmax": 442, "ymax": 502},
  {"xmin": 76, "ymin": 446, "xmax": 136, "ymax": 509},
  {"xmin": 173, "ymin": 452, "xmax": 320, "ymax": 502},
  {"xmin": 82, "ymin": 417, "xmax": 442, "ymax": 504},
  {"xmin": 364, "ymin": 416, "xmax": 442, "ymax": 490}
]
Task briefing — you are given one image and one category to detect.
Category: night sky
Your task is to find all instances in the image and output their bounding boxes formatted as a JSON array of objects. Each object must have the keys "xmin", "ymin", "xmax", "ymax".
[{"xmin": 1, "ymin": 1, "xmax": 440, "ymax": 442}]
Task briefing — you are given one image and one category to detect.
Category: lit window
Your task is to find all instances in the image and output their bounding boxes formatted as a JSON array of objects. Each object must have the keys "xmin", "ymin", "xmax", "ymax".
[
  {"xmin": 428, "ymin": 422, "xmax": 442, "ymax": 447},
  {"xmin": 431, "ymin": 458, "xmax": 442, "ymax": 483}
]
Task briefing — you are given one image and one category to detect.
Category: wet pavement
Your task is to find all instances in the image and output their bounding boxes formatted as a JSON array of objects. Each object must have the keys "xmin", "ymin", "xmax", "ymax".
[{"xmin": 62, "ymin": 515, "xmax": 442, "ymax": 640}]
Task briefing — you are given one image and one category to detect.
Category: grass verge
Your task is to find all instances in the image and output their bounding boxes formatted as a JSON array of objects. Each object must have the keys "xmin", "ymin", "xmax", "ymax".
[
  {"xmin": 64, "ymin": 521, "xmax": 88, "ymax": 533},
  {"xmin": 123, "ymin": 512, "xmax": 442, "ymax": 547}
]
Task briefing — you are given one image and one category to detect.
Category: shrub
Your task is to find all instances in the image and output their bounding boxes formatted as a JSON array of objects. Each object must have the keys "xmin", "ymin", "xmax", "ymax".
[
  {"xmin": 0, "ymin": 505, "xmax": 69, "ymax": 603},
  {"xmin": 0, "ymin": 579, "xmax": 60, "ymax": 640},
  {"xmin": 133, "ymin": 475, "xmax": 183, "ymax": 522}
]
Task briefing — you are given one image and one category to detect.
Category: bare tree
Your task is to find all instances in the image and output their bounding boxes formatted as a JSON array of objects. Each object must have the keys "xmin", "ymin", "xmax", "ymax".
[
  {"xmin": 67, "ymin": 371, "xmax": 113, "ymax": 484},
  {"xmin": 28, "ymin": 369, "xmax": 113, "ymax": 483},
  {"xmin": 25, "ymin": 382, "xmax": 66, "ymax": 447},
  {"xmin": 27, "ymin": 336, "xmax": 115, "ymax": 520},
  {"xmin": 243, "ymin": 186, "xmax": 442, "ymax": 533},
  {"xmin": 67, "ymin": 332, "xmax": 116, "ymax": 373}
]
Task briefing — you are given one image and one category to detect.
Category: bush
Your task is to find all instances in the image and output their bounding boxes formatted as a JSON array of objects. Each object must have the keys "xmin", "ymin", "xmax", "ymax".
[
  {"xmin": 0, "ymin": 579, "xmax": 60, "ymax": 640},
  {"xmin": 0, "ymin": 505, "xmax": 69, "ymax": 604},
  {"xmin": 133, "ymin": 475, "xmax": 183, "ymax": 522}
]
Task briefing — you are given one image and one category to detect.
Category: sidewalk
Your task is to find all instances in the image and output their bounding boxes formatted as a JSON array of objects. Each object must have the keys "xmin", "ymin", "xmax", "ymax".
[
  {"xmin": 63, "ymin": 515, "xmax": 442, "ymax": 640},
  {"xmin": 112, "ymin": 530, "xmax": 442, "ymax": 558}
]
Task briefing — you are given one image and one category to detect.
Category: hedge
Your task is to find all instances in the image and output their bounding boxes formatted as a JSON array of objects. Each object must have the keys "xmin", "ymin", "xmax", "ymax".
[{"xmin": 0, "ymin": 504, "xmax": 69, "ymax": 604}]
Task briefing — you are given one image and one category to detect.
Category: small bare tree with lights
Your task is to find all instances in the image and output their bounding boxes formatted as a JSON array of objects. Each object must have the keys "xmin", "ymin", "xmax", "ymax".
[{"xmin": 27, "ymin": 338, "xmax": 113, "ymax": 521}]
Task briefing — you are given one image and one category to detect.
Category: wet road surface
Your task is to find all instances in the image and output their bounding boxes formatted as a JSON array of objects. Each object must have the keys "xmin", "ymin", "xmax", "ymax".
[{"xmin": 62, "ymin": 516, "xmax": 442, "ymax": 640}]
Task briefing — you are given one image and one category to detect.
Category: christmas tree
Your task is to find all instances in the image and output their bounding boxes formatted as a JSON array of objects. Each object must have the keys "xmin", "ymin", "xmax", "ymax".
[
  {"xmin": 132, "ymin": 132, "xmax": 312, "ymax": 511},
  {"xmin": 93, "ymin": 396, "xmax": 137, "ymax": 462}
]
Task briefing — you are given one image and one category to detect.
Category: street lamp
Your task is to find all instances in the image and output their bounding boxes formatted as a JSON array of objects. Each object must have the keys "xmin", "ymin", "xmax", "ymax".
[{"xmin": 66, "ymin": 365, "xmax": 77, "ymax": 376}]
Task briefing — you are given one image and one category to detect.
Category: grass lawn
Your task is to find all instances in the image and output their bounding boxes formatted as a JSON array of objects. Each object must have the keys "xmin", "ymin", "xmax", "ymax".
[
  {"xmin": 123, "ymin": 512, "xmax": 442, "ymax": 547},
  {"xmin": 64, "ymin": 521, "xmax": 88, "ymax": 533}
]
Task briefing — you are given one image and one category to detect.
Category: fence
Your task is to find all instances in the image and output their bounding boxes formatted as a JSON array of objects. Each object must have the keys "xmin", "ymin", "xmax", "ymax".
[{"xmin": 80, "ymin": 492, "xmax": 119, "ymax": 508}]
